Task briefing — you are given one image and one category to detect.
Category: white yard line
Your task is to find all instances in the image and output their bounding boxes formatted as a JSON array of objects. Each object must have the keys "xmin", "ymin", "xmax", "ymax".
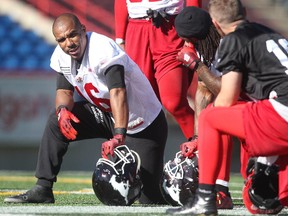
[
  {"xmin": 0, "ymin": 205, "xmax": 251, "ymax": 215},
  {"xmin": 1, "ymin": 205, "xmax": 287, "ymax": 215}
]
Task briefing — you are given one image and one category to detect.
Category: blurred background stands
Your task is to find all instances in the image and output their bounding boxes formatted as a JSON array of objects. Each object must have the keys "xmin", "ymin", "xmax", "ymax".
[
  {"xmin": 0, "ymin": 0, "xmax": 287, "ymax": 172},
  {"xmin": 0, "ymin": 16, "xmax": 54, "ymax": 71}
]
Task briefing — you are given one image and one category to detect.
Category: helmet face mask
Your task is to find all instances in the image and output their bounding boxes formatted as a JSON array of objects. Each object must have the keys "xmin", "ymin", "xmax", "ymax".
[
  {"xmin": 92, "ymin": 145, "xmax": 142, "ymax": 206},
  {"xmin": 243, "ymin": 159, "xmax": 283, "ymax": 214},
  {"xmin": 160, "ymin": 151, "xmax": 199, "ymax": 206}
]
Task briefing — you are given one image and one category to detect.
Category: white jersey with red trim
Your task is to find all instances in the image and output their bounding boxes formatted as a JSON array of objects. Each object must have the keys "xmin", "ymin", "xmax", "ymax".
[
  {"xmin": 50, "ymin": 32, "xmax": 162, "ymax": 134},
  {"xmin": 127, "ymin": 0, "xmax": 185, "ymax": 18}
]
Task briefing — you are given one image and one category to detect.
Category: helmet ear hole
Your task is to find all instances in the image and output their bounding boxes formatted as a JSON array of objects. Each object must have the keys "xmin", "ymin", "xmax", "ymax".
[
  {"xmin": 243, "ymin": 161, "xmax": 283, "ymax": 214},
  {"xmin": 160, "ymin": 151, "xmax": 199, "ymax": 206},
  {"xmin": 92, "ymin": 145, "xmax": 142, "ymax": 206}
]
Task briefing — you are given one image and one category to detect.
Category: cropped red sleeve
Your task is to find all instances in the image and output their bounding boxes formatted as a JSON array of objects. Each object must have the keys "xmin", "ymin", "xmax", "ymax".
[
  {"xmin": 114, "ymin": 0, "xmax": 129, "ymax": 41},
  {"xmin": 186, "ymin": 0, "xmax": 202, "ymax": 7}
]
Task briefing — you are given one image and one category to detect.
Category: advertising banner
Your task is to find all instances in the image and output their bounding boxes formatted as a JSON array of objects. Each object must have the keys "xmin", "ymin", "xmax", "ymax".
[{"xmin": 0, "ymin": 74, "xmax": 56, "ymax": 146}]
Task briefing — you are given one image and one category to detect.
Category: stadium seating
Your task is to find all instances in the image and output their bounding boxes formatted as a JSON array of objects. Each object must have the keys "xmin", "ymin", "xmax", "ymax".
[
  {"xmin": 0, "ymin": 15, "xmax": 55, "ymax": 72},
  {"xmin": 22, "ymin": 0, "xmax": 115, "ymax": 38},
  {"xmin": 1, "ymin": 0, "xmax": 286, "ymax": 73},
  {"xmin": 0, "ymin": 0, "xmax": 114, "ymax": 73}
]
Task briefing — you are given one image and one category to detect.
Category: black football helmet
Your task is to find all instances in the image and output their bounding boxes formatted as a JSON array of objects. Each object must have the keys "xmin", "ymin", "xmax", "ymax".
[
  {"xmin": 243, "ymin": 158, "xmax": 283, "ymax": 214},
  {"xmin": 160, "ymin": 151, "xmax": 199, "ymax": 206},
  {"xmin": 92, "ymin": 145, "xmax": 142, "ymax": 206}
]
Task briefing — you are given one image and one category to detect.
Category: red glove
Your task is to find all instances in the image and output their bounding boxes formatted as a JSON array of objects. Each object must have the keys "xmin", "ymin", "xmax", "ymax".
[
  {"xmin": 57, "ymin": 106, "xmax": 80, "ymax": 140},
  {"xmin": 180, "ymin": 136, "xmax": 198, "ymax": 158},
  {"xmin": 102, "ymin": 134, "xmax": 125, "ymax": 159},
  {"xmin": 176, "ymin": 46, "xmax": 200, "ymax": 71}
]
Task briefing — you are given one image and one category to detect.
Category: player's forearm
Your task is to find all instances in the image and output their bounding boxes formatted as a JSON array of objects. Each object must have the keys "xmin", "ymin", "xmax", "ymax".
[
  {"xmin": 214, "ymin": 71, "xmax": 242, "ymax": 107},
  {"xmin": 196, "ymin": 62, "xmax": 221, "ymax": 96},
  {"xmin": 55, "ymin": 89, "xmax": 74, "ymax": 111},
  {"xmin": 194, "ymin": 82, "xmax": 214, "ymax": 134},
  {"xmin": 109, "ymin": 88, "xmax": 128, "ymax": 129}
]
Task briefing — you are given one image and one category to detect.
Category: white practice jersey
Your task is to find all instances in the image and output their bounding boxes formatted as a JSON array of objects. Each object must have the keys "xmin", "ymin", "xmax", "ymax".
[
  {"xmin": 127, "ymin": 0, "xmax": 185, "ymax": 18},
  {"xmin": 50, "ymin": 32, "xmax": 162, "ymax": 134}
]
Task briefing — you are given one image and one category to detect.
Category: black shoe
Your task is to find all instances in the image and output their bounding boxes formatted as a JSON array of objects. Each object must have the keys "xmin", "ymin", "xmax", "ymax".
[
  {"xmin": 216, "ymin": 191, "xmax": 233, "ymax": 209},
  {"xmin": 166, "ymin": 190, "xmax": 218, "ymax": 215},
  {"xmin": 166, "ymin": 201, "xmax": 194, "ymax": 215},
  {"xmin": 4, "ymin": 185, "xmax": 55, "ymax": 203}
]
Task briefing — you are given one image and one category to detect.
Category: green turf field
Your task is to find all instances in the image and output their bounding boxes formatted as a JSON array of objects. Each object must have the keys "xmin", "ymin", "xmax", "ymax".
[{"xmin": 0, "ymin": 171, "xmax": 287, "ymax": 215}]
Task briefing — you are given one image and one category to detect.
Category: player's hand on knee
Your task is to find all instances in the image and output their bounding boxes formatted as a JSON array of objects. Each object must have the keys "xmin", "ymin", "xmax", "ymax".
[
  {"xmin": 101, "ymin": 134, "xmax": 125, "ymax": 159},
  {"xmin": 180, "ymin": 137, "xmax": 198, "ymax": 158},
  {"xmin": 176, "ymin": 46, "xmax": 200, "ymax": 71},
  {"xmin": 57, "ymin": 106, "xmax": 80, "ymax": 140}
]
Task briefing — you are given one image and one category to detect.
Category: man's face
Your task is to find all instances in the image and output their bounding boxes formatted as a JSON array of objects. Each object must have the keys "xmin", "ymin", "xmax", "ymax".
[{"xmin": 53, "ymin": 19, "xmax": 87, "ymax": 61}]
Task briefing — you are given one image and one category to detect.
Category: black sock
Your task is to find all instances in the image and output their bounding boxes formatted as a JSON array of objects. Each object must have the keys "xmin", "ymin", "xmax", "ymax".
[
  {"xmin": 198, "ymin": 184, "xmax": 215, "ymax": 195},
  {"xmin": 215, "ymin": 184, "xmax": 229, "ymax": 195},
  {"xmin": 36, "ymin": 179, "xmax": 53, "ymax": 189}
]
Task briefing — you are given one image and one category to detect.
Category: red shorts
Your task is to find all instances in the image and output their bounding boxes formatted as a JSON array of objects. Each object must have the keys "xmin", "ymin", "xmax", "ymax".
[
  {"xmin": 125, "ymin": 16, "xmax": 184, "ymax": 89},
  {"xmin": 243, "ymin": 100, "xmax": 288, "ymax": 157},
  {"xmin": 243, "ymin": 100, "xmax": 288, "ymax": 205}
]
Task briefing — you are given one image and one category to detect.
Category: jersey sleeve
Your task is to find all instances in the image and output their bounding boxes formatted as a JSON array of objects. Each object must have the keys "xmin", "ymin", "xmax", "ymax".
[
  {"xmin": 92, "ymin": 34, "xmax": 128, "ymax": 74},
  {"xmin": 105, "ymin": 65, "xmax": 126, "ymax": 90},
  {"xmin": 114, "ymin": 0, "xmax": 128, "ymax": 43},
  {"xmin": 186, "ymin": 0, "xmax": 202, "ymax": 7},
  {"xmin": 215, "ymin": 34, "xmax": 244, "ymax": 75},
  {"xmin": 56, "ymin": 73, "xmax": 74, "ymax": 91}
]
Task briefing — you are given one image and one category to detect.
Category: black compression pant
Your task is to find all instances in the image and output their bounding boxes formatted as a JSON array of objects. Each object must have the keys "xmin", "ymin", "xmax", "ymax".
[{"xmin": 35, "ymin": 101, "xmax": 168, "ymax": 204}]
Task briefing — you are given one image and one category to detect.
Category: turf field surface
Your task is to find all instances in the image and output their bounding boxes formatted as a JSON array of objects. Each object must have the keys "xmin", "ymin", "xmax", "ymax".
[{"xmin": 0, "ymin": 171, "xmax": 287, "ymax": 215}]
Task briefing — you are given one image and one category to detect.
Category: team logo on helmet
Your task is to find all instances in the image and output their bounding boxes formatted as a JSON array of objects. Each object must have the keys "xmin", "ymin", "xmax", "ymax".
[
  {"xmin": 160, "ymin": 151, "xmax": 199, "ymax": 206},
  {"xmin": 92, "ymin": 145, "xmax": 142, "ymax": 206}
]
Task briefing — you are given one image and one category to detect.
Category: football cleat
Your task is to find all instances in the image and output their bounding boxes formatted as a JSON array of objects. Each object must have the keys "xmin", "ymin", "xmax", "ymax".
[
  {"xmin": 4, "ymin": 185, "xmax": 54, "ymax": 204},
  {"xmin": 216, "ymin": 191, "xmax": 233, "ymax": 209},
  {"xmin": 166, "ymin": 189, "xmax": 218, "ymax": 215}
]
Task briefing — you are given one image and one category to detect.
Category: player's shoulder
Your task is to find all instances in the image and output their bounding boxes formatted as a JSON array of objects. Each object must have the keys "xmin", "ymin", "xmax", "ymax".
[
  {"xmin": 88, "ymin": 32, "xmax": 116, "ymax": 47},
  {"xmin": 227, "ymin": 21, "xmax": 278, "ymax": 46},
  {"xmin": 51, "ymin": 44, "xmax": 69, "ymax": 62},
  {"xmin": 218, "ymin": 21, "xmax": 267, "ymax": 56},
  {"xmin": 88, "ymin": 32, "xmax": 122, "ymax": 54}
]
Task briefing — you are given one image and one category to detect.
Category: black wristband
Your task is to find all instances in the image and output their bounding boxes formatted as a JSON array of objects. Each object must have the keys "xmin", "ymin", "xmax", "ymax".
[
  {"xmin": 188, "ymin": 59, "xmax": 200, "ymax": 71},
  {"xmin": 56, "ymin": 105, "xmax": 68, "ymax": 114},
  {"xmin": 188, "ymin": 135, "xmax": 198, "ymax": 141},
  {"xmin": 114, "ymin": 128, "xmax": 127, "ymax": 137}
]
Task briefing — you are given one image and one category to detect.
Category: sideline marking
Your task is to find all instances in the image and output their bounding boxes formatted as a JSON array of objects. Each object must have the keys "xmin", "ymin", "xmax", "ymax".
[
  {"xmin": 0, "ymin": 175, "xmax": 92, "ymax": 196},
  {"xmin": 0, "ymin": 176, "xmax": 91, "ymax": 184},
  {"xmin": 0, "ymin": 189, "xmax": 94, "ymax": 196}
]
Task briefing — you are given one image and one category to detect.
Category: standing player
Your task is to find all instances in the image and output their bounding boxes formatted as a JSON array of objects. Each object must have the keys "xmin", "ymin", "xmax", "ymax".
[
  {"xmin": 4, "ymin": 13, "xmax": 168, "ymax": 205},
  {"xmin": 167, "ymin": 0, "xmax": 288, "ymax": 215},
  {"xmin": 114, "ymin": 0, "xmax": 201, "ymax": 140}
]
